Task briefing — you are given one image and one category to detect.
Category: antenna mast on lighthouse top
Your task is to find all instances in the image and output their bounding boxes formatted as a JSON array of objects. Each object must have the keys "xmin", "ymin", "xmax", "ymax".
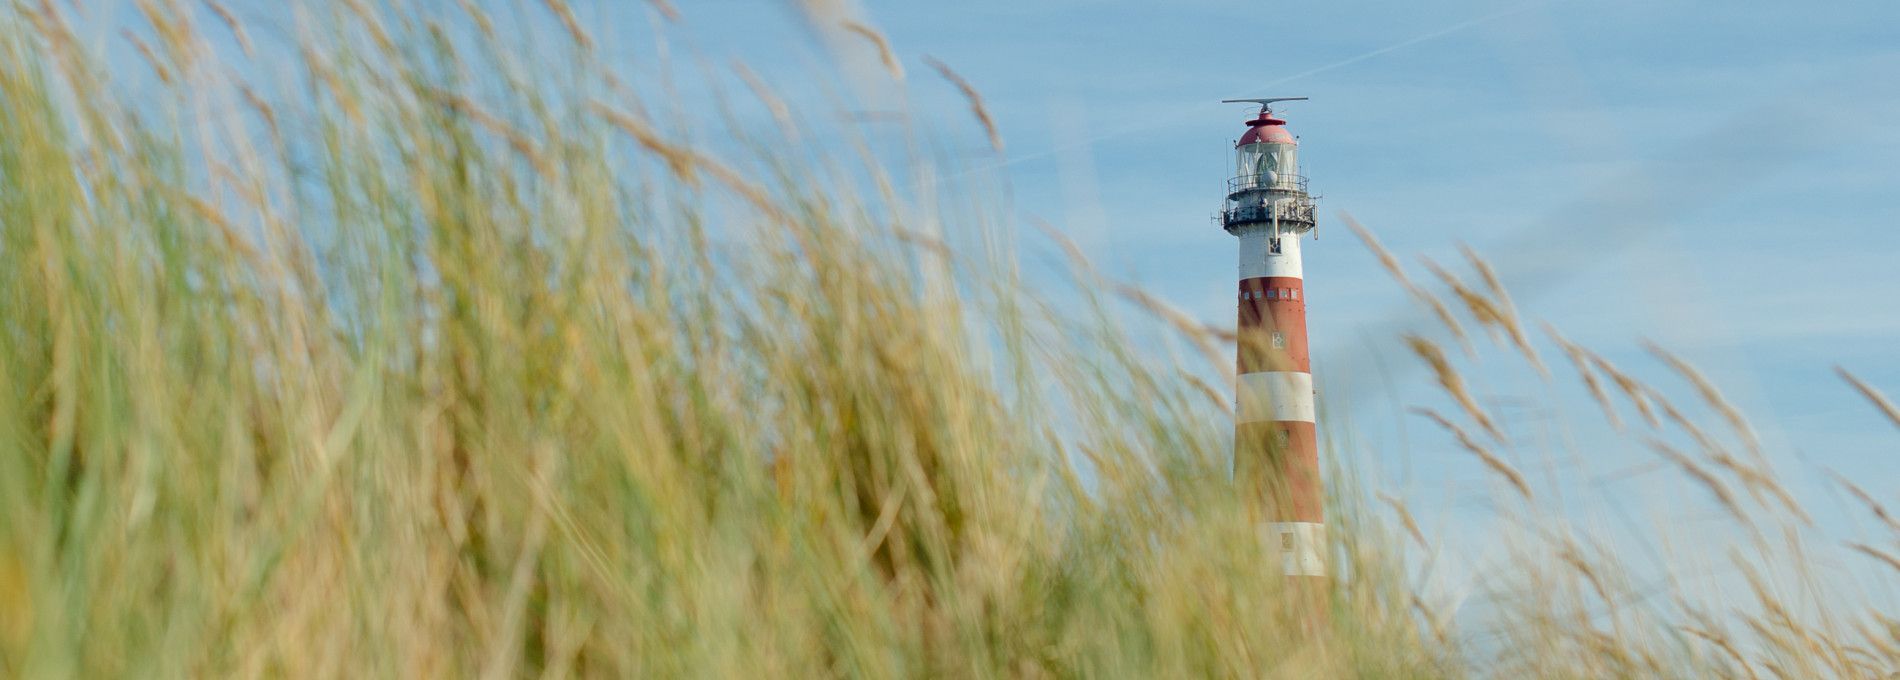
[{"xmin": 1221, "ymin": 96, "xmax": 1309, "ymax": 115}]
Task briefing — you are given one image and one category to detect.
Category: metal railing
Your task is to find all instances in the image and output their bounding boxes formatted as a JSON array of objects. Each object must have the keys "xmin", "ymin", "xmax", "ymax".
[
  {"xmin": 1227, "ymin": 173, "xmax": 1309, "ymax": 194},
  {"xmin": 1220, "ymin": 201, "xmax": 1317, "ymax": 228}
]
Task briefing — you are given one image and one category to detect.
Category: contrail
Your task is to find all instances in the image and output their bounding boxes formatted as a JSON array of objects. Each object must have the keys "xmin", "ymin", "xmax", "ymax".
[
  {"xmin": 982, "ymin": 1, "xmax": 1545, "ymax": 172},
  {"xmin": 1229, "ymin": 2, "xmax": 1541, "ymax": 99}
]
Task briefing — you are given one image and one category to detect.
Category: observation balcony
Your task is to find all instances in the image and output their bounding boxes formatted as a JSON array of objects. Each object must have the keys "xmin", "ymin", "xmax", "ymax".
[{"xmin": 1219, "ymin": 200, "xmax": 1317, "ymax": 233}]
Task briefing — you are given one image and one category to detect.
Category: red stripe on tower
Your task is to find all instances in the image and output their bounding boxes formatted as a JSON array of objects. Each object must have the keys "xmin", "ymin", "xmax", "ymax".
[{"xmin": 1219, "ymin": 98, "xmax": 1324, "ymax": 579}]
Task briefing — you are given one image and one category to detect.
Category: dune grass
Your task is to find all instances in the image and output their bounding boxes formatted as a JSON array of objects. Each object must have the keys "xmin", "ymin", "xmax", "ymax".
[{"xmin": 0, "ymin": 2, "xmax": 1895, "ymax": 677}]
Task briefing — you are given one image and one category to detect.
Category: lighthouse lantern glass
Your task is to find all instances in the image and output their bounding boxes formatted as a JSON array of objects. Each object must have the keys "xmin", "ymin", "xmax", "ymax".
[{"xmin": 1236, "ymin": 142, "xmax": 1298, "ymax": 190}]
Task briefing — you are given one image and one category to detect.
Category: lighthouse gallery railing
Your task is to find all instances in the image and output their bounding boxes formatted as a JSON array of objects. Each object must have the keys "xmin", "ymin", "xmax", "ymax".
[
  {"xmin": 1220, "ymin": 201, "xmax": 1317, "ymax": 227},
  {"xmin": 1227, "ymin": 173, "xmax": 1309, "ymax": 195}
]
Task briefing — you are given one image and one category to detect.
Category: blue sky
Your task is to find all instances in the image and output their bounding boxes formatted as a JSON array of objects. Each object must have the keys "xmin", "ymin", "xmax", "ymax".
[{"xmin": 94, "ymin": 0, "xmax": 1900, "ymax": 626}]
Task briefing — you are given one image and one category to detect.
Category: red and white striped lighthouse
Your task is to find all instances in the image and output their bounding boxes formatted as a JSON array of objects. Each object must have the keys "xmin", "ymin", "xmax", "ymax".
[{"xmin": 1220, "ymin": 98, "xmax": 1324, "ymax": 580}]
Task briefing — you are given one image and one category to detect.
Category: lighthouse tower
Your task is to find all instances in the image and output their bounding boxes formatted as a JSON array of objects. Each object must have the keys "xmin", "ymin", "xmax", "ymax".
[{"xmin": 1220, "ymin": 98, "xmax": 1324, "ymax": 579}]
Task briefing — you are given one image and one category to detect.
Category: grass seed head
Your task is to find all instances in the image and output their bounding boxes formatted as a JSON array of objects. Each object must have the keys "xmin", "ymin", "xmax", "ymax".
[
  {"xmin": 924, "ymin": 56, "xmax": 1002, "ymax": 153},
  {"xmin": 1410, "ymin": 406, "xmax": 1531, "ymax": 500},
  {"xmin": 1838, "ymin": 367, "xmax": 1900, "ymax": 430},
  {"xmin": 1403, "ymin": 334, "xmax": 1503, "ymax": 443}
]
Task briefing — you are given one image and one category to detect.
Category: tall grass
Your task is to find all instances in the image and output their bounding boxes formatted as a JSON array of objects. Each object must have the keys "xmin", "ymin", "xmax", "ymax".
[{"xmin": 0, "ymin": 2, "xmax": 1893, "ymax": 678}]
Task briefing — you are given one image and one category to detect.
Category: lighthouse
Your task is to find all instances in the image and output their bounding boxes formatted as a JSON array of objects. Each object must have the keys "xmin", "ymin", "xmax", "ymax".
[{"xmin": 1220, "ymin": 98, "xmax": 1324, "ymax": 580}]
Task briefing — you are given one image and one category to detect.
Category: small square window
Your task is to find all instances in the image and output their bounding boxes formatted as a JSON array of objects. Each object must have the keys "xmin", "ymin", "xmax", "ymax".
[
  {"xmin": 1271, "ymin": 331, "xmax": 1287, "ymax": 349},
  {"xmin": 1267, "ymin": 290, "xmax": 1278, "ymax": 300},
  {"xmin": 1290, "ymin": 289, "xmax": 1299, "ymax": 300}
]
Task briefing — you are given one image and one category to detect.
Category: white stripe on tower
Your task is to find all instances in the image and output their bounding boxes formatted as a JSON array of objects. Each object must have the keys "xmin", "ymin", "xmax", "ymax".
[
  {"xmin": 1239, "ymin": 226, "xmax": 1303, "ymax": 279},
  {"xmin": 1237, "ymin": 371, "xmax": 1316, "ymax": 423}
]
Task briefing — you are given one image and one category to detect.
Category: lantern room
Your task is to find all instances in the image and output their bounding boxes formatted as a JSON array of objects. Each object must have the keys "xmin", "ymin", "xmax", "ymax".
[{"xmin": 1235, "ymin": 111, "xmax": 1300, "ymax": 192}]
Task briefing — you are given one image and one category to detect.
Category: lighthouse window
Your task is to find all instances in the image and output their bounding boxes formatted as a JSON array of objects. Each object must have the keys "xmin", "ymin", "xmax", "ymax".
[
  {"xmin": 1290, "ymin": 289, "xmax": 1299, "ymax": 300},
  {"xmin": 1267, "ymin": 289, "xmax": 1278, "ymax": 300},
  {"xmin": 1271, "ymin": 331, "xmax": 1287, "ymax": 349}
]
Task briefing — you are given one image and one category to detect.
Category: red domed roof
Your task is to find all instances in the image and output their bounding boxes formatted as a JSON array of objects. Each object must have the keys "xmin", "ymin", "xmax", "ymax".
[{"xmin": 1237, "ymin": 111, "xmax": 1295, "ymax": 147}]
